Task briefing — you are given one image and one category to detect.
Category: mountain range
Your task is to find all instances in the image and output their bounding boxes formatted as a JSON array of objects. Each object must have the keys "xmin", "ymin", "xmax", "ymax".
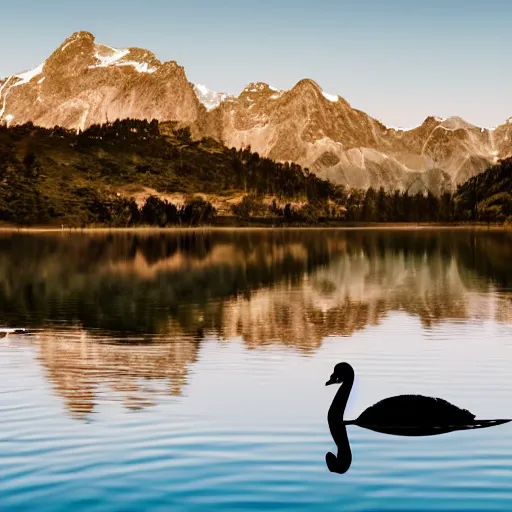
[{"xmin": 1, "ymin": 31, "xmax": 511, "ymax": 192}]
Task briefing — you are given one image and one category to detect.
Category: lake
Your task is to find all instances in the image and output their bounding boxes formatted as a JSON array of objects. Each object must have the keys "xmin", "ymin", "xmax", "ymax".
[{"xmin": 0, "ymin": 228, "xmax": 511, "ymax": 511}]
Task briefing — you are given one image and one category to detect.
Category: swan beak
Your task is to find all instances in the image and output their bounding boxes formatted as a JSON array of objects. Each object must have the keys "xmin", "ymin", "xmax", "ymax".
[{"xmin": 325, "ymin": 377, "xmax": 335, "ymax": 386}]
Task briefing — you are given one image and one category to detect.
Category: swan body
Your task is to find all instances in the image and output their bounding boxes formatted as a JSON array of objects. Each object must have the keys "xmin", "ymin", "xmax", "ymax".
[{"xmin": 355, "ymin": 395, "xmax": 475, "ymax": 426}]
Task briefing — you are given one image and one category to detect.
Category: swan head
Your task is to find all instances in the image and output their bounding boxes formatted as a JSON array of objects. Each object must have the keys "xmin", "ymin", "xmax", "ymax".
[{"xmin": 326, "ymin": 362, "xmax": 354, "ymax": 386}]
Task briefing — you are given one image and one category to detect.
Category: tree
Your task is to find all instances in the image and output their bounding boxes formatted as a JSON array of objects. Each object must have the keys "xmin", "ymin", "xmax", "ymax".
[
  {"xmin": 390, "ymin": 190, "xmax": 403, "ymax": 221},
  {"xmin": 231, "ymin": 194, "xmax": 260, "ymax": 219},
  {"xmin": 297, "ymin": 204, "xmax": 319, "ymax": 223},
  {"xmin": 23, "ymin": 151, "xmax": 38, "ymax": 175},
  {"xmin": 165, "ymin": 202, "xmax": 179, "ymax": 224},
  {"xmin": 345, "ymin": 190, "xmax": 364, "ymax": 221},
  {"xmin": 376, "ymin": 187, "xmax": 389, "ymax": 222},
  {"xmin": 129, "ymin": 200, "xmax": 141, "ymax": 225},
  {"xmin": 141, "ymin": 196, "xmax": 167, "ymax": 226},
  {"xmin": 438, "ymin": 192, "xmax": 452, "ymax": 222},
  {"xmin": 181, "ymin": 197, "xmax": 216, "ymax": 226},
  {"xmin": 362, "ymin": 188, "xmax": 377, "ymax": 221},
  {"xmin": 175, "ymin": 127, "xmax": 192, "ymax": 144}
]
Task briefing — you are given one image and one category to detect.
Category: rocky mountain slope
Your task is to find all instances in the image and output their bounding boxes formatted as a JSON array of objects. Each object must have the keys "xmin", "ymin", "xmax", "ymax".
[
  {"xmin": 1, "ymin": 31, "xmax": 511, "ymax": 192},
  {"xmin": 198, "ymin": 80, "xmax": 512, "ymax": 192},
  {"xmin": 0, "ymin": 31, "xmax": 204, "ymax": 132}
]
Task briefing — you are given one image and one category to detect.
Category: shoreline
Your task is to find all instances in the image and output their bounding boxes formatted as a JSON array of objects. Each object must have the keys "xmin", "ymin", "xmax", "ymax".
[{"xmin": 0, "ymin": 221, "xmax": 510, "ymax": 233}]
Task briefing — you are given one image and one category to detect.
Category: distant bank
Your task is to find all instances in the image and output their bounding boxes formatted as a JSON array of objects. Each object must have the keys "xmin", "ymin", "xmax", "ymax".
[{"xmin": 0, "ymin": 220, "xmax": 510, "ymax": 233}]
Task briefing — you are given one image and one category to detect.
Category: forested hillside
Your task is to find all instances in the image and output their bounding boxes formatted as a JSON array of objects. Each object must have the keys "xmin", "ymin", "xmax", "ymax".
[
  {"xmin": 0, "ymin": 120, "xmax": 340, "ymax": 225},
  {"xmin": 453, "ymin": 159, "xmax": 512, "ymax": 222},
  {"xmin": 0, "ymin": 120, "xmax": 510, "ymax": 226}
]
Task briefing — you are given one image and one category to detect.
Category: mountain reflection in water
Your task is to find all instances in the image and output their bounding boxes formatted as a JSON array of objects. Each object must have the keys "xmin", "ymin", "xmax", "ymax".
[{"xmin": 0, "ymin": 229, "xmax": 511, "ymax": 418}]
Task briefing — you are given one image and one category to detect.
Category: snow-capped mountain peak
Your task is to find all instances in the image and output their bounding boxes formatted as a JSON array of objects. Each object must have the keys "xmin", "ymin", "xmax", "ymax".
[
  {"xmin": 321, "ymin": 90, "xmax": 339, "ymax": 102},
  {"xmin": 0, "ymin": 31, "xmax": 198, "ymax": 132},
  {"xmin": 193, "ymin": 84, "xmax": 229, "ymax": 110},
  {"xmin": 87, "ymin": 43, "xmax": 159, "ymax": 74},
  {"xmin": 1, "ymin": 30, "xmax": 511, "ymax": 193}
]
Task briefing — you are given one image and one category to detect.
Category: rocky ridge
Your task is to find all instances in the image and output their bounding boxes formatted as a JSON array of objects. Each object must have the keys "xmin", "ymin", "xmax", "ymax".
[
  {"xmin": 1, "ymin": 31, "xmax": 511, "ymax": 192},
  {"xmin": 0, "ymin": 31, "xmax": 203, "ymax": 133}
]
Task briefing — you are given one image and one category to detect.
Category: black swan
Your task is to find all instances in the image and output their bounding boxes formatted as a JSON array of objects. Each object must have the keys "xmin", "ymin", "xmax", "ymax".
[
  {"xmin": 326, "ymin": 362, "xmax": 510, "ymax": 435},
  {"xmin": 325, "ymin": 362, "xmax": 510, "ymax": 473}
]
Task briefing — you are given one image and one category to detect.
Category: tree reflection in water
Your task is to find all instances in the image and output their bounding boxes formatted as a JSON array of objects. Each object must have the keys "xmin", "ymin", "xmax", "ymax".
[{"xmin": 0, "ymin": 229, "xmax": 510, "ymax": 418}]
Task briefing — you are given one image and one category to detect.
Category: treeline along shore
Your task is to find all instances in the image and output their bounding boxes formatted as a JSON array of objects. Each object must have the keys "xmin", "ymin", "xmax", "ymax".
[{"xmin": 0, "ymin": 119, "xmax": 510, "ymax": 227}]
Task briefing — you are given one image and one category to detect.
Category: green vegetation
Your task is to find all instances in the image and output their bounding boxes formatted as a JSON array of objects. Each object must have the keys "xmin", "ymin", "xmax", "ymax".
[
  {"xmin": 0, "ymin": 120, "xmax": 510, "ymax": 226},
  {"xmin": 333, "ymin": 160, "xmax": 511, "ymax": 223},
  {"xmin": 453, "ymin": 159, "xmax": 512, "ymax": 223},
  {"xmin": 0, "ymin": 119, "xmax": 339, "ymax": 226}
]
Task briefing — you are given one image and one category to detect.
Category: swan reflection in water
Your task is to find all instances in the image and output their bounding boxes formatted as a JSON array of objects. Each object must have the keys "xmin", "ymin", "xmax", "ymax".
[{"xmin": 325, "ymin": 362, "xmax": 510, "ymax": 474}]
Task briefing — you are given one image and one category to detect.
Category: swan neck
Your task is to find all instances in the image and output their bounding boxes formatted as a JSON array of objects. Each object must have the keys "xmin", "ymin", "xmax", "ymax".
[{"xmin": 329, "ymin": 372, "xmax": 354, "ymax": 422}]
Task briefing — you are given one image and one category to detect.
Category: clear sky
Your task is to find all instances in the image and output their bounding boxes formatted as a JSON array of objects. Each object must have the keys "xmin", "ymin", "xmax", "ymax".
[{"xmin": 0, "ymin": 0, "xmax": 509, "ymax": 129}]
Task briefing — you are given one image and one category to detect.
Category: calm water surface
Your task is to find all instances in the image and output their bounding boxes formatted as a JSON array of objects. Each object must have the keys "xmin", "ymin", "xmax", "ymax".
[{"xmin": 1, "ymin": 229, "xmax": 512, "ymax": 511}]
